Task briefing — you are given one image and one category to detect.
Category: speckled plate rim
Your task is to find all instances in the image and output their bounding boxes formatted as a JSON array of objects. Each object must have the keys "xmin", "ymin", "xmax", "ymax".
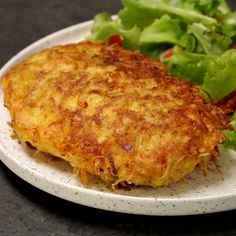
[{"xmin": 1, "ymin": 19, "xmax": 236, "ymax": 216}]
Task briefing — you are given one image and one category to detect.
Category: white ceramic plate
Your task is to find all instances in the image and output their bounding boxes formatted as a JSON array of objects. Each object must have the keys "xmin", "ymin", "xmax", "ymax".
[{"xmin": 1, "ymin": 20, "xmax": 236, "ymax": 216}]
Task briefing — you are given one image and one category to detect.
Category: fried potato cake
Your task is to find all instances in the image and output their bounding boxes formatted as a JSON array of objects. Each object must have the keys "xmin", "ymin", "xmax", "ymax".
[{"xmin": 2, "ymin": 41, "xmax": 230, "ymax": 188}]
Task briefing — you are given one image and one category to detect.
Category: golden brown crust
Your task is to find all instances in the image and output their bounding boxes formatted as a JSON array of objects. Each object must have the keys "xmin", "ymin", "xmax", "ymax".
[{"xmin": 2, "ymin": 41, "xmax": 230, "ymax": 188}]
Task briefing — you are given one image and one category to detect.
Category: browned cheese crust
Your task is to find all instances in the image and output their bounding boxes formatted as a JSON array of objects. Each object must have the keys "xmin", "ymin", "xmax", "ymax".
[{"xmin": 2, "ymin": 41, "xmax": 230, "ymax": 188}]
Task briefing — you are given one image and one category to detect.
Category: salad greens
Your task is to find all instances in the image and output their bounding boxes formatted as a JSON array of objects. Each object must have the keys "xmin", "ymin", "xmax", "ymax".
[
  {"xmin": 223, "ymin": 112, "xmax": 236, "ymax": 149},
  {"xmin": 163, "ymin": 47, "xmax": 211, "ymax": 85},
  {"xmin": 140, "ymin": 15, "xmax": 186, "ymax": 46},
  {"xmin": 90, "ymin": 13, "xmax": 141, "ymax": 50},
  {"xmin": 203, "ymin": 50, "xmax": 236, "ymax": 101},
  {"xmin": 89, "ymin": 0, "xmax": 236, "ymax": 149}
]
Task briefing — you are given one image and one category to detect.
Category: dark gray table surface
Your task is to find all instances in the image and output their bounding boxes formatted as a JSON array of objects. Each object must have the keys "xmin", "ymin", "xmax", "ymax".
[{"xmin": 1, "ymin": 1, "xmax": 236, "ymax": 235}]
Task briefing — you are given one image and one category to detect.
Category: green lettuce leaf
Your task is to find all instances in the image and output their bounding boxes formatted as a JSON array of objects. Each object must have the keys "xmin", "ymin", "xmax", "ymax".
[
  {"xmin": 223, "ymin": 130, "xmax": 236, "ymax": 150},
  {"xmin": 163, "ymin": 47, "xmax": 212, "ymax": 84},
  {"xmin": 178, "ymin": 0, "xmax": 221, "ymax": 16},
  {"xmin": 223, "ymin": 112, "xmax": 236, "ymax": 150},
  {"xmin": 90, "ymin": 12, "xmax": 112, "ymax": 38},
  {"xmin": 118, "ymin": 7, "xmax": 155, "ymax": 29},
  {"xmin": 203, "ymin": 49, "xmax": 236, "ymax": 101},
  {"xmin": 179, "ymin": 34, "xmax": 196, "ymax": 52},
  {"xmin": 217, "ymin": 0, "xmax": 232, "ymax": 15},
  {"xmin": 90, "ymin": 12, "xmax": 141, "ymax": 50},
  {"xmin": 140, "ymin": 15, "xmax": 186, "ymax": 47},
  {"xmin": 222, "ymin": 12, "xmax": 236, "ymax": 40},
  {"xmin": 121, "ymin": 0, "xmax": 217, "ymax": 25},
  {"xmin": 165, "ymin": 49, "xmax": 236, "ymax": 100},
  {"xmin": 190, "ymin": 23, "xmax": 232, "ymax": 55},
  {"xmin": 190, "ymin": 0, "xmax": 231, "ymax": 17},
  {"xmin": 140, "ymin": 43, "xmax": 172, "ymax": 60}
]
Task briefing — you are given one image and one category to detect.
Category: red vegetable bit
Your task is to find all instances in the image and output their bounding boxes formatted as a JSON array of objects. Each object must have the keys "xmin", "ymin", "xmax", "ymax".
[
  {"xmin": 231, "ymin": 44, "xmax": 236, "ymax": 49},
  {"xmin": 159, "ymin": 48, "xmax": 174, "ymax": 62},
  {"xmin": 108, "ymin": 34, "xmax": 123, "ymax": 46}
]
